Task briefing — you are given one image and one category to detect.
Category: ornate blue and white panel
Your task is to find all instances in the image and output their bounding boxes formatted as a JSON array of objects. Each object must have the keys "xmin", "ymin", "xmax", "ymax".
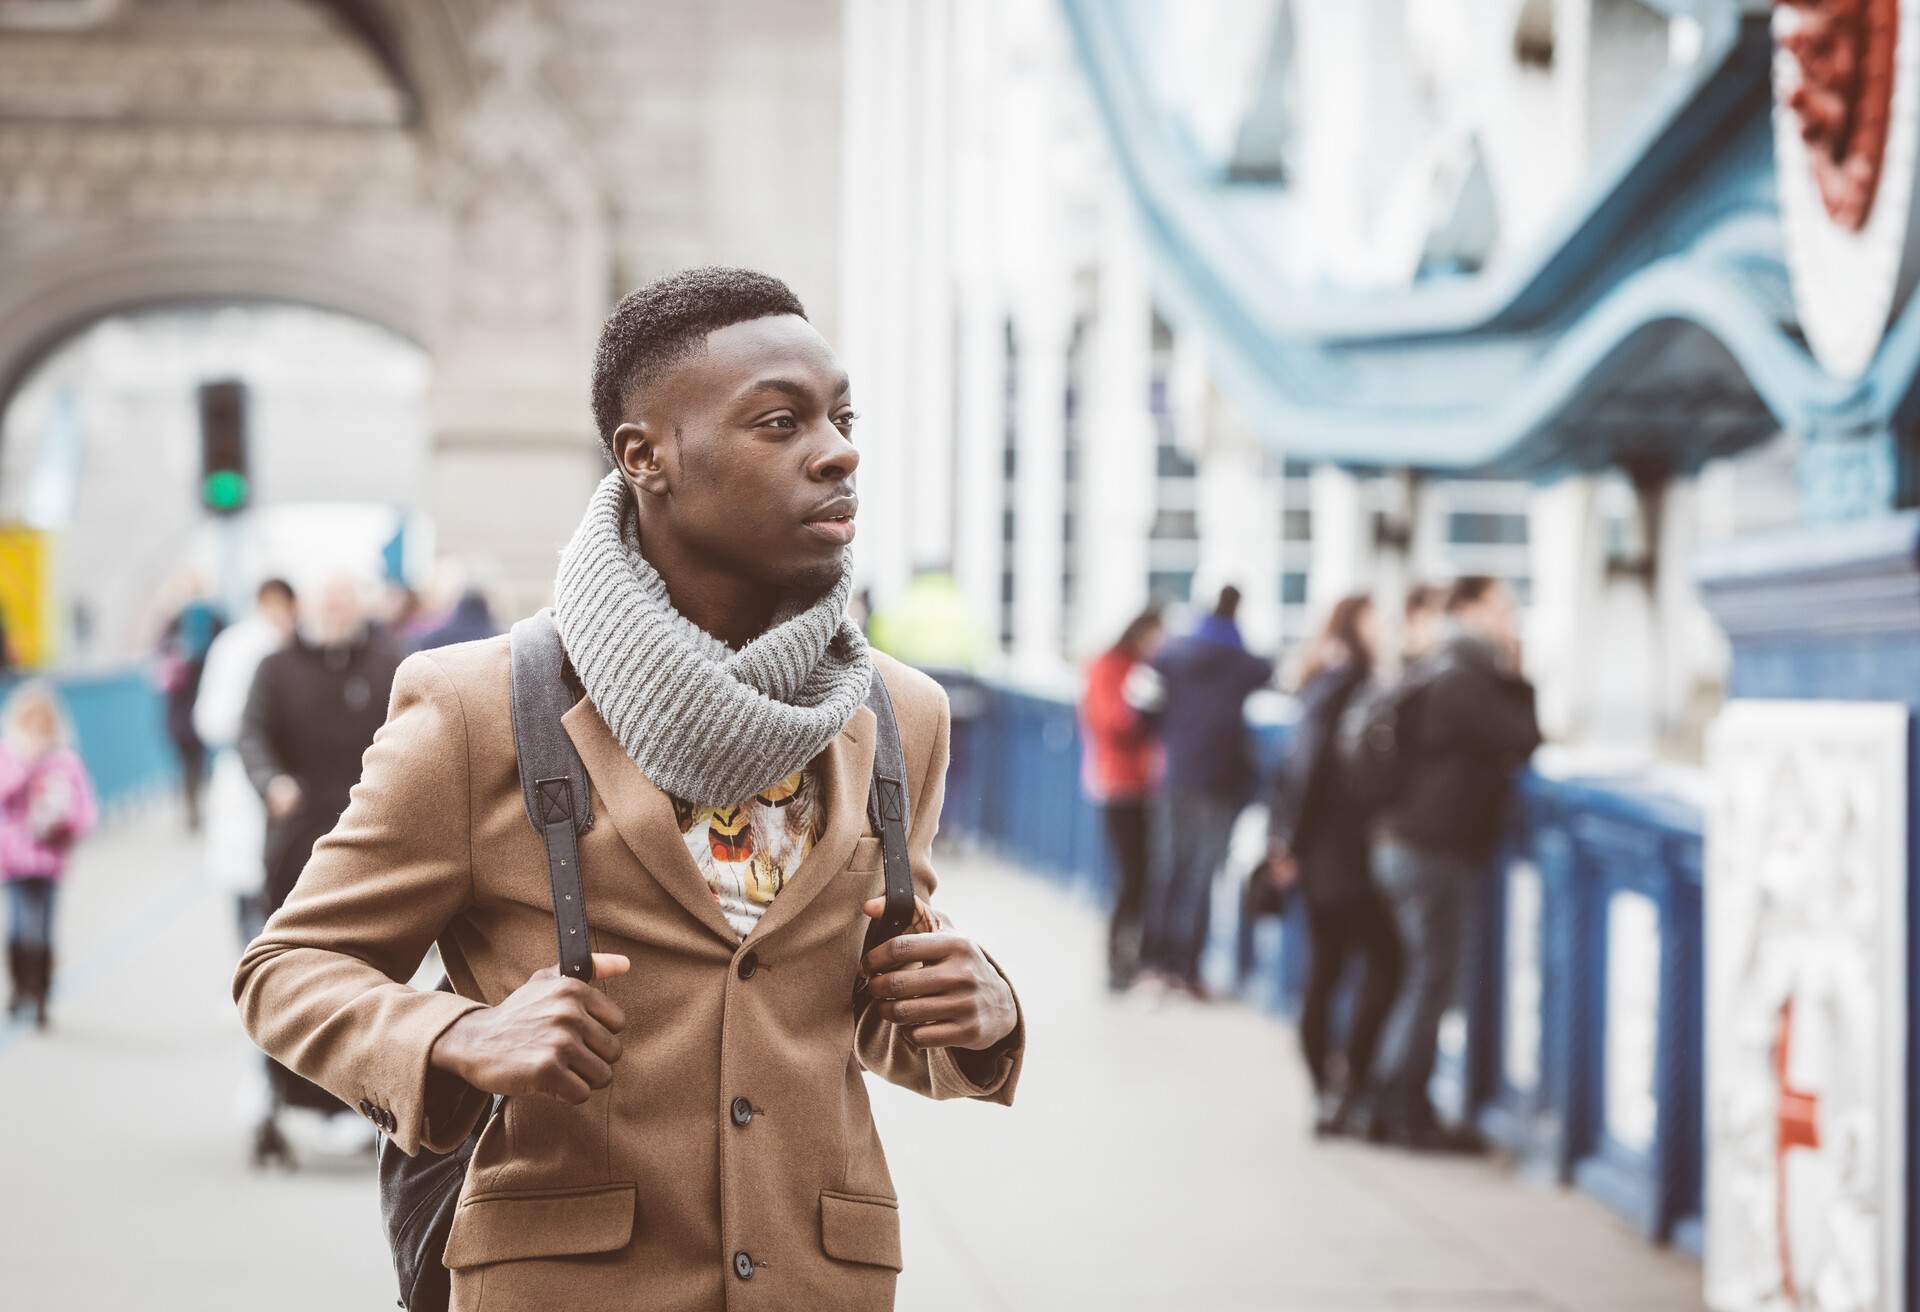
[{"xmin": 1705, "ymin": 701, "xmax": 1908, "ymax": 1312}]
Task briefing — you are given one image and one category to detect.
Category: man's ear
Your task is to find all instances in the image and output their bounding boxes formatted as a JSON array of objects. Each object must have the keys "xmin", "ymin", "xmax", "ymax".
[{"xmin": 612, "ymin": 421, "xmax": 670, "ymax": 497}]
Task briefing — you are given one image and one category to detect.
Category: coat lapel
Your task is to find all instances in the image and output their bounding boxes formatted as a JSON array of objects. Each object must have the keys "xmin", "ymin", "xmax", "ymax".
[
  {"xmin": 562, "ymin": 696, "xmax": 740, "ymax": 947},
  {"xmin": 745, "ymin": 703, "xmax": 876, "ymax": 948}
]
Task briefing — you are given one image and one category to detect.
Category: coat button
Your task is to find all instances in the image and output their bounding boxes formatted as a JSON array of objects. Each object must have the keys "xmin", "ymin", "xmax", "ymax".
[
  {"xmin": 733, "ymin": 1250, "xmax": 755, "ymax": 1280},
  {"xmin": 730, "ymin": 1096, "xmax": 754, "ymax": 1127},
  {"xmin": 736, "ymin": 950, "xmax": 759, "ymax": 980}
]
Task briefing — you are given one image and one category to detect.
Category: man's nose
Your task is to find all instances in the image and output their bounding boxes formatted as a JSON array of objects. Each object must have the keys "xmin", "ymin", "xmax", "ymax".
[{"xmin": 811, "ymin": 429, "xmax": 860, "ymax": 482}]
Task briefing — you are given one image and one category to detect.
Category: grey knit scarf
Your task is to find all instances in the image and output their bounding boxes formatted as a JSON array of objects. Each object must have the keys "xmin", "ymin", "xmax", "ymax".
[{"xmin": 552, "ymin": 470, "xmax": 874, "ymax": 807}]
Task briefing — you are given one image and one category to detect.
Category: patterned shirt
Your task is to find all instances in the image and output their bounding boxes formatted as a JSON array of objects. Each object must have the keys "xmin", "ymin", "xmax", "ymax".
[{"xmin": 670, "ymin": 768, "xmax": 823, "ymax": 938}]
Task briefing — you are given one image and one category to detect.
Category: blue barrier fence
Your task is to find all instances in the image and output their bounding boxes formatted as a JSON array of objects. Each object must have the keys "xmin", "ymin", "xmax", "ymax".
[
  {"xmin": 938, "ymin": 675, "xmax": 1704, "ymax": 1254},
  {"xmin": 0, "ymin": 665, "xmax": 179, "ymax": 817}
]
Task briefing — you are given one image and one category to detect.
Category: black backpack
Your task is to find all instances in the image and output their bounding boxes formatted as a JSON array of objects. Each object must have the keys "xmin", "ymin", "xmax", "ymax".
[
  {"xmin": 376, "ymin": 610, "xmax": 918, "ymax": 1311},
  {"xmin": 1332, "ymin": 660, "xmax": 1443, "ymax": 818}
]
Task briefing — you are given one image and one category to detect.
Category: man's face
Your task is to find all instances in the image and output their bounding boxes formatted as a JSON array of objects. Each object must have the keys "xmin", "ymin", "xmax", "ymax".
[
  {"xmin": 1460, "ymin": 583, "xmax": 1517, "ymax": 646},
  {"xmin": 308, "ymin": 577, "xmax": 365, "ymax": 645},
  {"xmin": 618, "ymin": 315, "xmax": 859, "ymax": 596}
]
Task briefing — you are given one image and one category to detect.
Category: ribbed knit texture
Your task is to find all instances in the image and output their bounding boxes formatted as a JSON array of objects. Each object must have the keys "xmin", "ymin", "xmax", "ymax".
[{"xmin": 552, "ymin": 471, "xmax": 874, "ymax": 807}]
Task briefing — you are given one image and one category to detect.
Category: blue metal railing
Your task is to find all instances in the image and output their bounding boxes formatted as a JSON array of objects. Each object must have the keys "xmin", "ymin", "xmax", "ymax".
[
  {"xmin": 0, "ymin": 665, "xmax": 179, "ymax": 817},
  {"xmin": 938, "ymin": 676, "xmax": 1704, "ymax": 1253}
]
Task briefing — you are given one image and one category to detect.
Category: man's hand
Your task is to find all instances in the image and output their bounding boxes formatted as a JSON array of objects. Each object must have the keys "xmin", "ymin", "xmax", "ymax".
[
  {"xmin": 265, "ymin": 774, "xmax": 304, "ymax": 820},
  {"xmin": 429, "ymin": 953, "xmax": 630, "ymax": 1104},
  {"xmin": 861, "ymin": 898, "xmax": 1017, "ymax": 1051},
  {"xmin": 1264, "ymin": 841, "xmax": 1298, "ymax": 889}
]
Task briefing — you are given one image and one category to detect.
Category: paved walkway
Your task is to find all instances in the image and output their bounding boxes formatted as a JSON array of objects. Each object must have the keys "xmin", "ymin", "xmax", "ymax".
[{"xmin": 0, "ymin": 809, "xmax": 1705, "ymax": 1310}]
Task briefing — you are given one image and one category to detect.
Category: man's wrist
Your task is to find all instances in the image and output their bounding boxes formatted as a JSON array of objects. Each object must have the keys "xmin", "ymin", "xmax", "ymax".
[{"xmin": 428, "ymin": 1012, "xmax": 476, "ymax": 1082}]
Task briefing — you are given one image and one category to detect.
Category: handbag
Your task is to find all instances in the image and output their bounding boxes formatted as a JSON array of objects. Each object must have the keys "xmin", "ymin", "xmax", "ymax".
[{"xmin": 377, "ymin": 609, "xmax": 917, "ymax": 1311}]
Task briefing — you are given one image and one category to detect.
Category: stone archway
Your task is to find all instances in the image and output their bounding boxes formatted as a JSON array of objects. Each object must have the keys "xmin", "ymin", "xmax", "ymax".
[{"xmin": 0, "ymin": 0, "xmax": 612, "ymax": 614}]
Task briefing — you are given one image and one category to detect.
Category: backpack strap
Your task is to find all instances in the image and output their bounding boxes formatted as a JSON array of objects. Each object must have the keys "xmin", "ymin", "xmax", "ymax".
[
  {"xmin": 509, "ymin": 610, "xmax": 595, "ymax": 983},
  {"xmin": 862, "ymin": 672, "xmax": 916, "ymax": 958}
]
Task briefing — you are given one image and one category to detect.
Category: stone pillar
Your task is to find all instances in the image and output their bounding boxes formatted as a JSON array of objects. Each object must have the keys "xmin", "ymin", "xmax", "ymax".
[
  {"xmin": 1696, "ymin": 513, "xmax": 1917, "ymax": 1312},
  {"xmin": 427, "ymin": 3, "xmax": 611, "ymax": 621}
]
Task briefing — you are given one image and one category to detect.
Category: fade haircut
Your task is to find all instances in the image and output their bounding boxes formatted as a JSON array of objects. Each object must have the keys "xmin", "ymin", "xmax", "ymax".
[{"xmin": 589, "ymin": 267, "xmax": 808, "ymax": 458}]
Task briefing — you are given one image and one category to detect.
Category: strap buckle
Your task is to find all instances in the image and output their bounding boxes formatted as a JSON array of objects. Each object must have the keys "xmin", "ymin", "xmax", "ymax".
[{"xmin": 534, "ymin": 777, "xmax": 574, "ymax": 826}]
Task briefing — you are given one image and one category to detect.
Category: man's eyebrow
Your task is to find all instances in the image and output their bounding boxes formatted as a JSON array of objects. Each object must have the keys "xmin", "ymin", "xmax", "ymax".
[{"xmin": 736, "ymin": 374, "xmax": 853, "ymax": 405}]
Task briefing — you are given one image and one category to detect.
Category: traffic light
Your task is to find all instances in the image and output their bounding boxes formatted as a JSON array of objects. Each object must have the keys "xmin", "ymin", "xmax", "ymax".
[{"xmin": 197, "ymin": 379, "xmax": 249, "ymax": 514}]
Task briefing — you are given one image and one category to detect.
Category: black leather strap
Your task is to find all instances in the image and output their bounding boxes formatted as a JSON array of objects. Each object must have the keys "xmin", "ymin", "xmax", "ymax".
[
  {"xmin": 862, "ymin": 673, "xmax": 915, "ymax": 959},
  {"xmin": 509, "ymin": 611, "xmax": 595, "ymax": 983}
]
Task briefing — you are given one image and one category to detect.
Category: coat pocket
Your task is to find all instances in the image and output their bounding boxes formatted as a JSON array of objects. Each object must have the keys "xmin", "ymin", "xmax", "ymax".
[
  {"xmin": 819, "ymin": 1190, "xmax": 902, "ymax": 1271},
  {"xmin": 442, "ymin": 1181, "xmax": 636, "ymax": 1270},
  {"xmin": 847, "ymin": 835, "xmax": 883, "ymax": 873}
]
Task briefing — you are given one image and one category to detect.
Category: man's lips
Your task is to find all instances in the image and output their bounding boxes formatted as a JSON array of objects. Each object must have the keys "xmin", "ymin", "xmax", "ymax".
[
  {"xmin": 802, "ymin": 495, "xmax": 857, "ymax": 546},
  {"xmin": 803, "ymin": 514, "xmax": 856, "ymax": 545}
]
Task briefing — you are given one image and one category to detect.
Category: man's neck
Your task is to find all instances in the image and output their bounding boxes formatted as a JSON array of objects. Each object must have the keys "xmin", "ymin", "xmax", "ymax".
[{"xmin": 638, "ymin": 529, "xmax": 778, "ymax": 649}]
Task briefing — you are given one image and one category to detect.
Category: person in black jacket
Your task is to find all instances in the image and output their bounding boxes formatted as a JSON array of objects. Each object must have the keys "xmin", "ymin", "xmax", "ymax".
[
  {"xmin": 237, "ymin": 573, "xmax": 403, "ymax": 1167},
  {"xmin": 1371, "ymin": 575, "xmax": 1541, "ymax": 1150},
  {"xmin": 1267, "ymin": 594, "xmax": 1402, "ymax": 1136},
  {"xmin": 1140, "ymin": 586, "xmax": 1274, "ymax": 999}
]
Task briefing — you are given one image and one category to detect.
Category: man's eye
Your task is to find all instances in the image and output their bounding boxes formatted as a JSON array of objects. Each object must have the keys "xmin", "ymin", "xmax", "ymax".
[
  {"xmin": 762, "ymin": 415, "xmax": 797, "ymax": 431},
  {"xmin": 834, "ymin": 411, "xmax": 860, "ymax": 433}
]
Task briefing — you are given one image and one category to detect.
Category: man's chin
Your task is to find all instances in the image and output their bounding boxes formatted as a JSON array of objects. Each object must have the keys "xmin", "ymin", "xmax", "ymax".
[{"xmin": 782, "ymin": 550, "xmax": 846, "ymax": 598}]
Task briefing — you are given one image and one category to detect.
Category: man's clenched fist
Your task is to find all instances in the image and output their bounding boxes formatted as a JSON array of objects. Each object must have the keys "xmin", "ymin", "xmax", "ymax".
[{"xmin": 430, "ymin": 953, "xmax": 630, "ymax": 1105}]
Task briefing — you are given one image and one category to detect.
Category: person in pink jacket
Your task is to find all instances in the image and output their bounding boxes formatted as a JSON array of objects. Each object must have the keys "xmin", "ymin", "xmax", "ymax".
[{"xmin": 2, "ymin": 681, "xmax": 98, "ymax": 1030}]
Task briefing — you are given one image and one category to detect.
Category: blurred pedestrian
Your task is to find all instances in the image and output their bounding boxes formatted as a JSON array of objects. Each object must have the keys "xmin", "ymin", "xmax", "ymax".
[
  {"xmin": 1080, "ymin": 606, "xmax": 1165, "ymax": 992},
  {"xmin": 1140, "ymin": 585, "xmax": 1274, "ymax": 999},
  {"xmin": 193, "ymin": 578, "xmax": 297, "ymax": 947},
  {"xmin": 156, "ymin": 586, "xmax": 225, "ymax": 831},
  {"xmin": 1401, "ymin": 582, "xmax": 1445, "ymax": 667},
  {"xmin": 237, "ymin": 574, "xmax": 402, "ymax": 1166},
  {"xmin": 1267, "ymin": 595, "xmax": 1401, "ymax": 1136},
  {"xmin": 1371, "ymin": 576, "xmax": 1540, "ymax": 1150},
  {"xmin": 1, "ymin": 682, "xmax": 97, "ymax": 1030},
  {"xmin": 412, "ymin": 586, "xmax": 500, "ymax": 652}
]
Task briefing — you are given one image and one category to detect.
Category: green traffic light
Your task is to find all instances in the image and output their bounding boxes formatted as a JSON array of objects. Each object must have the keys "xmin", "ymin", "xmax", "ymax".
[{"xmin": 203, "ymin": 469, "xmax": 249, "ymax": 512}]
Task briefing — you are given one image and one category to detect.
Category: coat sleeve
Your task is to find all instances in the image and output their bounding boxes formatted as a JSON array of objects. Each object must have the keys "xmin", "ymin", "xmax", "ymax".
[
  {"xmin": 855, "ymin": 681, "xmax": 1025, "ymax": 1106},
  {"xmin": 231, "ymin": 652, "xmax": 488, "ymax": 1155}
]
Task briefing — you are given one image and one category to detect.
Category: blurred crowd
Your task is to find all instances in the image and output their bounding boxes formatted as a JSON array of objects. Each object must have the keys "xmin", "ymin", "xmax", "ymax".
[
  {"xmin": 145, "ymin": 567, "xmax": 503, "ymax": 1166},
  {"xmin": 1080, "ymin": 577, "xmax": 1541, "ymax": 1152}
]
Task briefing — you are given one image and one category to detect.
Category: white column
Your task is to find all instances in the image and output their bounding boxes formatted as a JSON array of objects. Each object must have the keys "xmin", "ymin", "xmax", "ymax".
[
  {"xmin": 1011, "ymin": 304, "xmax": 1068, "ymax": 671},
  {"xmin": 1527, "ymin": 475, "xmax": 1599, "ymax": 743},
  {"xmin": 1307, "ymin": 464, "xmax": 1368, "ymax": 609},
  {"xmin": 948, "ymin": 0, "xmax": 1007, "ymax": 657},
  {"xmin": 907, "ymin": 0, "xmax": 956, "ymax": 573},
  {"xmin": 1193, "ymin": 386, "xmax": 1277, "ymax": 644},
  {"xmin": 1071, "ymin": 203, "xmax": 1154, "ymax": 659}
]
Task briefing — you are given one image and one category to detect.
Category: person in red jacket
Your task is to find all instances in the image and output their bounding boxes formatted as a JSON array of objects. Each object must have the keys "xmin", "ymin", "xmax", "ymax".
[{"xmin": 1079, "ymin": 607, "xmax": 1166, "ymax": 991}]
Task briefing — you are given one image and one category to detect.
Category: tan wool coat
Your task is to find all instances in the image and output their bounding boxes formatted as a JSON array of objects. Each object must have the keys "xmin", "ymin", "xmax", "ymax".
[{"xmin": 233, "ymin": 638, "xmax": 1024, "ymax": 1311}]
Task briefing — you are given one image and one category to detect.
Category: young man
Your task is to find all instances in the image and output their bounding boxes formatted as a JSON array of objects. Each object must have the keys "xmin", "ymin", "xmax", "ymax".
[
  {"xmin": 234, "ymin": 268, "xmax": 1023, "ymax": 1310},
  {"xmin": 1139, "ymin": 585, "xmax": 1274, "ymax": 999},
  {"xmin": 1371, "ymin": 575, "xmax": 1539, "ymax": 1150}
]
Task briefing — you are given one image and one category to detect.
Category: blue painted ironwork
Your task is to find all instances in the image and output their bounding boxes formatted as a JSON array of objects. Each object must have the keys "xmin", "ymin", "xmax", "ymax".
[
  {"xmin": 938, "ymin": 673, "xmax": 1704, "ymax": 1253},
  {"xmin": 1057, "ymin": 0, "xmax": 1920, "ymax": 509}
]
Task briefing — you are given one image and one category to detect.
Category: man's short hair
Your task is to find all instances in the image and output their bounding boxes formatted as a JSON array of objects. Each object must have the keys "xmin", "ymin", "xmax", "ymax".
[
  {"xmin": 1405, "ymin": 583, "xmax": 1442, "ymax": 616},
  {"xmin": 1445, "ymin": 575, "xmax": 1501, "ymax": 613},
  {"xmin": 256, "ymin": 577, "xmax": 295, "ymax": 607},
  {"xmin": 590, "ymin": 267, "xmax": 808, "ymax": 457}
]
